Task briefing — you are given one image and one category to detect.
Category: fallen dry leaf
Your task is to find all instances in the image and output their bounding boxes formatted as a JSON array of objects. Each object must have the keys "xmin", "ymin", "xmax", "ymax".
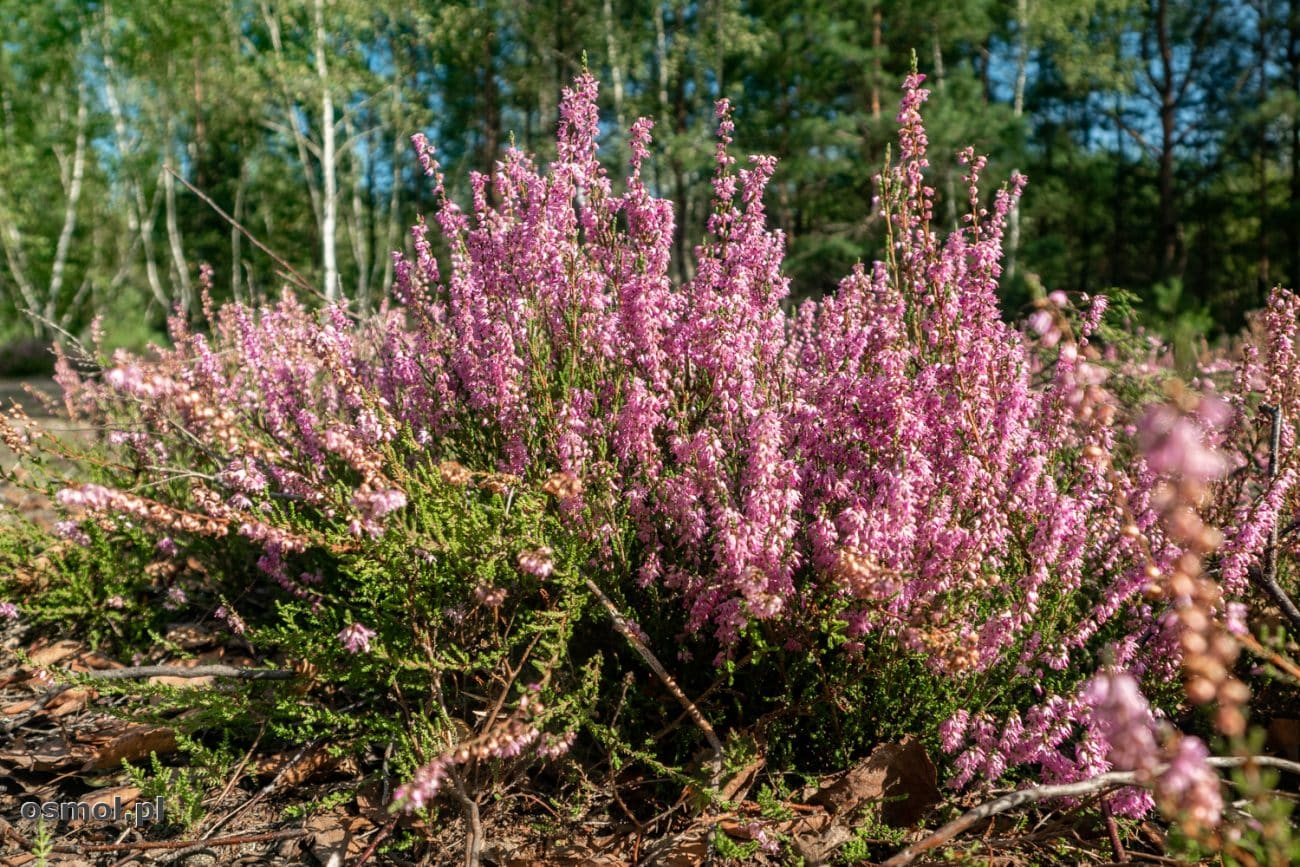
[
  {"xmin": 82, "ymin": 726, "xmax": 178, "ymax": 771},
  {"xmin": 1, "ymin": 699, "xmax": 35, "ymax": 716},
  {"xmin": 67, "ymin": 785, "xmax": 142, "ymax": 828},
  {"xmin": 1267, "ymin": 717, "xmax": 1300, "ymax": 761},
  {"xmin": 255, "ymin": 745, "xmax": 340, "ymax": 787},
  {"xmin": 809, "ymin": 736, "xmax": 939, "ymax": 827},
  {"xmin": 0, "ymin": 741, "xmax": 83, "ymax": 773},
  {"xmin": 718, "ymin": 754, "xmax": 765, "ymax": 804},
  {"xmin": 307, "ymin": 814, "xmax": 374, "ymax": 866},
  {"xmin": 163, "ymin": 623, "xmax": 219, "ymax": 650},
  {"xmin": 45, "ymin": 687, "xmax": 94, "ymax": 717},
  {"xmin": 26, "ymin": 639, "xmax": 81, "ymax": 668}
]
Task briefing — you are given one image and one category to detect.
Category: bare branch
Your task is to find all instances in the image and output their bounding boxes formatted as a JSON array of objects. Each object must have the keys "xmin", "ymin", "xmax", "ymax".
[
  {"xmin": 584, "ymin": 577, "xmax": 724, "ymax": 788},
  {"xmin": 884, "ymin": 756, "xmax": 1300, "ymax": 867}
]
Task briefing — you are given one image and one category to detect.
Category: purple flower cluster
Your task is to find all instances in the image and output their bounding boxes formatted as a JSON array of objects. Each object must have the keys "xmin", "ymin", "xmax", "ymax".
[{"xmin": 337, "ymin": 622, "xmax": 376, "ymax": 654}]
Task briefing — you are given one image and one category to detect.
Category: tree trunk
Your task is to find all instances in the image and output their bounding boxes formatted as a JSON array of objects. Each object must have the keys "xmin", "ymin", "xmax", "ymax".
[
  {"xmin": 1006, "ymin": 0, "xmax": 1030, "ymax": 283},
  {"xmin": 871, "ymin": 4, "xmax": 882, "ymax": 120},
  {"xmin": 46, "ymin": 80, "xmax": 90, "ymax": 325},
  {"xmin": 1257, "ymin": 0, "xmax": 1271, "ymax": 292},
  {"xmin": 1155, "ymin": 0, "xmax": 1179, "ymax": 280},
  {"xmin": 603, "ymin": 0, "xmax": 627, "ymax": 149},
  {"xmin": 1289, "ymin": 0, "xmax": 1300, "ymax": 286},
  {"xmin": 315, "ymin": 0, "xmax": 339, "ymax": 302},
  {"xmin": 164, "ymin": 129, "xmax": 194, "ymax": 316},
  {"xmin": 232, "ymin": 162, "xmax": 247, "ymax": 304},
  {"xmin": 343, "ymin": 114, "xmax": 371, "ymax": 310},
  {"xmin": 101, "ymin": 15, "xmax": 169, "ymax": 309},
  {"xmin": 931, "ymin": 36, "xmax": 958, "ymax": 230},
  {"xmin": 262, "ymin": 2, "xmax": 323, "ymax": 233}
]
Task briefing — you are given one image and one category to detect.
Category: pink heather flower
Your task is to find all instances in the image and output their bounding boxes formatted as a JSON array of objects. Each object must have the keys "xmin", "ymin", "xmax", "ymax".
[
  {"xmin": 394, "ymin": 757, "xmax": 448, "ymax": 811},
  {"xmin": 163, "ymin": 586, "xmax": 188, "ymax": 611},
  {"xmin": 1028, "ymin": 310, "xmax": 1054, "ymax": 336},
  {"xmin": 55, "ymin": 520, "xmax": 91, "ymax": 546},
  {"xmin": 1082, "ymin": 669, "xmax": 1157, "ymax": 774},
  {"xmin": 746, "ymin": 821, "xmax": 781, "ymax": 855},
  {"xmin": 156, "ymin": 537, "xmax": 178, "ymax": 558},
  {"xmin": 351, "ymin": 487, "xmax": 407, "ymax": 526},
  {"xmin": 1155, "ymin": 736, "xmax": 1222, "ymax": 829},
  {"xmin": 214, "ymin": 604, "xmax": 247, "ymax": 635},
  {"xmin": 39, "ymin": 69, "xmax": 1257, "ymax": 812},
  {"xmin": 939, "ymin": 709, "xmax": 971, "ymax": 753},
  {"xmin": 1137, "ymin": 405, "xmax": 1227, "ymax": 482},
  {"xmin": 1224, "ymin": 602, "xmax": 1248, "ymax": 636},
  {"xmin": 337, "ymin": 622, "xmax": 376, "ymax": 654},
  {"xmin": 0, "ymin": 602, "xmax": 18, "ymax": 620},
  {"xmin": 105, "ymin": 595, "xmax": 125, "ymax": 610},
  {"xmin": 474, "ymin": 585, "xmax": 507, "ymax": 608},
  {"xmin": 536, "ymin": 731, "xmax": 576, "ymax": 759},
  {"xmin": 516, "ymin": 546, "xmax": 555, "ymax": 579}
]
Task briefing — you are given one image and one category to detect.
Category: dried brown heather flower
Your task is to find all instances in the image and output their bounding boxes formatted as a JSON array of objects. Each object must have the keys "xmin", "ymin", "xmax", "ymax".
[
  {"xmin": 832, "ymin": 548, "xmax": 900, "ymax": 600},
  {"xmin": 541, "ymin": 470, "xmax": 583, "ymax": 499},
  {"xmin": 438, "ymin": 460, "xmax": 473, "ymax": 487},
  {"xmin": 480, "ymin": 473, "xmax": 521, "ymax": 495},
  {"xmin": 0, "ymin": 413, "xmax": 32, "ymax": 457}
]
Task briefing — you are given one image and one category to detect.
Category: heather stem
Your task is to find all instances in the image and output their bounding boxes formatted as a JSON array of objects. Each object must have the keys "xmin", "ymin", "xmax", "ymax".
[
  {"xmin": 1255, "ymin": 404, "xmax": 1300, "ymax": 633},
  {"xmin": 584, "ymin": 577, "xmax": 725, "ymax": 788}
]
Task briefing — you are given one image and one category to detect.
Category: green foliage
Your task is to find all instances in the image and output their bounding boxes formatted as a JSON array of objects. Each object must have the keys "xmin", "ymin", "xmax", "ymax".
[
  {"xmin": 0, "ymin": 512, "xmax": 161, "ymax": 652},
  {"xmin": 1146, "ymin": 279, "xmax": 1216, "ymax": 372},
  {"xmin": 28, "ymin": 818, "xmax": 52, "ymax": 867},
  {"xmin": 712, "ymin": 828, "xmax": 761, "ymax": 860},
  {"xmin": 837, "ymin": 804, "xmax": 909, "ymax": 864},
  {"xmin": 0, "ymin": 0, "xmax": 1295, "ymax": 344},
  {"xmin": 122, "ymin": 752, "xmax": 206, "ymax": 831}
]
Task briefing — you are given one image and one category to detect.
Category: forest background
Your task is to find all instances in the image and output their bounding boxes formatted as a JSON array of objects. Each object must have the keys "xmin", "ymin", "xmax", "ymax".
[{"xmin": 1, "ymin": 0, "xmax": 1298, "ymax": 357}]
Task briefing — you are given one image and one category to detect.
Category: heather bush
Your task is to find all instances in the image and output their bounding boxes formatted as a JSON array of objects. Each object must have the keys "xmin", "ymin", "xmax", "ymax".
[{"xmin": 3, "ymin": 67, "xmax": 1292, "ymax": 854}]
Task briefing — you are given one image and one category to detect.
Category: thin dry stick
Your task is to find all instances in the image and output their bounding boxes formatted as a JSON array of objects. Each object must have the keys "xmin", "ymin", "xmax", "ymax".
[
  {"xmin": 52, "ymin": 828, "xmax": 305, "ymax": 854},
  {"xmin": 447, "ymin": 767, "xmax": 484, "ymax": 867},
  {"xmin": 67, "ymin": 664, "xmax": 296, "ymax": 682},
  {"xmin": 882, "ymin": 756, "xmax": 1300, "ymax": 867},
  {"xmin": 163, "ymin": 166, "xmax": 325, "ymax": 304},
  {"xmin": 1101, "ymin": 798, "xmax": 1126, "ymax": 862},
  {"xmin": 203, "ymin": 739, "xmax": 322, "ymax": 839},
  {"xmin": 1239, "ymin": 630, "xmax": 1300, "ymax": 681},
  {"xmin": 0, "ymin": 684, "xmax": 72, "ymax": 734},
  {"xmin": 207, "ymin": 718, "xmax": 268, "ymax": 817},
  {"xmin": 584, "ymin": 577, "xmax": 724, "ymax": 787},
  {"xmin": 352, "ymin": 816, "xmax": 399, "ymax": 867}
]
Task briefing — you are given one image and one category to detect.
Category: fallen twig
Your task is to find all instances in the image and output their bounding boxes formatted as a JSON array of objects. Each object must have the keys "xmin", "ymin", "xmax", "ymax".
[
  {"xmin": 201, "ymin": 738, "xmax": 322, "ymax": 839},
  {"xmin": 883, "ymin": 755, "xmax": 1300, "ymax": 867},
  {"xmin": 0, "ymin": 684, "xmax": 72, "ymax": 735},
  {"xmin": 68, "ymin": 664, "xmax": 296, "ymax": 681},
  {"xmin": 584, "ymin": 577, "xmax": 725, "ymax": 788},
  {"xmin": 352, "ymin": 815, "xmax": 399, "ymax": 867},
  {"xmin": 52, "ymin": 828, "xmax": 305, "ymax": 854}
]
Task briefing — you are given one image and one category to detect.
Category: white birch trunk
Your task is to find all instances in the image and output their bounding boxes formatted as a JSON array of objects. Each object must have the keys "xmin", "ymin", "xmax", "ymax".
[
  {"xmin": 315, "ymin": 0, "xmax": 339, "ymax": 302},
  {"xmin": 1006, "ymin": 0, "xmax": 1030, "ymax": 282},
  {"xmin": 45, "ymin": 81, "xmax": 89, "ymax": 323}
]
